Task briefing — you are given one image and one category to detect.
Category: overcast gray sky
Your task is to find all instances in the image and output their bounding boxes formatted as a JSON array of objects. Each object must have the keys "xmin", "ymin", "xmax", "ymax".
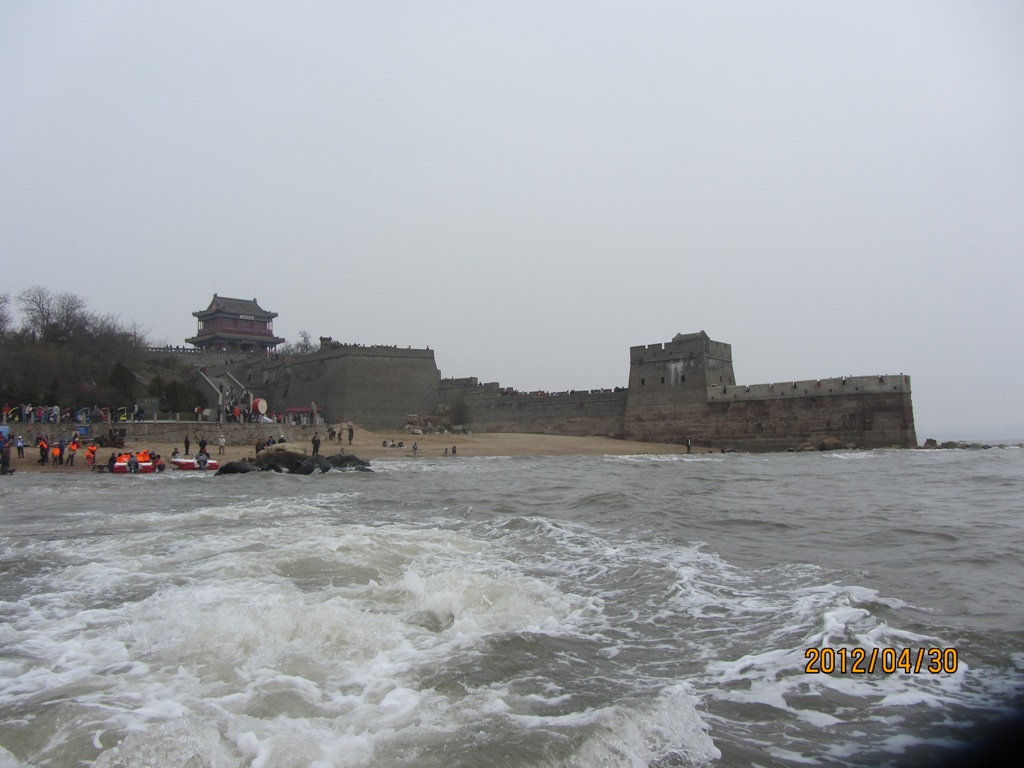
[{"xmin": 2, "ymin": 2, "xmax": 1022, "ymax": 440}]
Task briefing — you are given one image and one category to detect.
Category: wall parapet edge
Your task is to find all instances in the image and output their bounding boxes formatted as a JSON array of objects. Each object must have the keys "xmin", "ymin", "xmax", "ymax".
[{"xmin": 707, "ymin": 375, "xmax": 911, "ymax": 402}]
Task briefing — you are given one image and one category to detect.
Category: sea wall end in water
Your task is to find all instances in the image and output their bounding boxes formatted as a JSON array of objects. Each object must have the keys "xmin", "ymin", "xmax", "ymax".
[{"xmin": 151, "ymin": 329, "xmax": 915, "ymax": 452}]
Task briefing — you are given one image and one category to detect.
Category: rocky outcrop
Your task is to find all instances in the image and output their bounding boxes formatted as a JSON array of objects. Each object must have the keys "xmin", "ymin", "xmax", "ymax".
[
  {"xmin": 247, "ymin": 446, "xmax": 373, "ymax": 474},
  {"xmin": 214, "ymin": 461, "xmax": 261, "ymax": 475}
]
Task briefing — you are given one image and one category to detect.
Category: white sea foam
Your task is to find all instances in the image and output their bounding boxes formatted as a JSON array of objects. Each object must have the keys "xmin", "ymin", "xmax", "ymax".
[{"xmin": 1, "ymin": 450, "xmax": 1020, "ymax": 766}]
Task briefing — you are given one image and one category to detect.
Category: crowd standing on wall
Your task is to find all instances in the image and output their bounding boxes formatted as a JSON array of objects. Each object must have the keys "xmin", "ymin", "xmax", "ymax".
[
  {"xmin": 2, "ymin": 404, "xmax": 68, "ymax": 423},
  {"xmin": 2, "ymin": 403, "xmax": 160, "ymax": 425}
]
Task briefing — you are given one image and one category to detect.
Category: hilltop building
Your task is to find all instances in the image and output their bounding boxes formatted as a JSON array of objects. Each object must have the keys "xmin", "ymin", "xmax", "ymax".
[{"xmin": 186, "ymin": 295, "xmax": 284, "ymax": 354}]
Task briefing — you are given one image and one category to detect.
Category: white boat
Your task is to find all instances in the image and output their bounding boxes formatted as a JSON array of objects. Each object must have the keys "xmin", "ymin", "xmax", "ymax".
[{"xmin": 170, "ymin": 456, "xmax": 219, "ymax": 471}]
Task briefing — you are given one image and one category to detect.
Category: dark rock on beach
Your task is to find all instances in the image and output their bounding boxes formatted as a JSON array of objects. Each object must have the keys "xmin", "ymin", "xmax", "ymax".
[
  {"xmin": 326, "ymin": 453, "xmax": 373, "ymax": 472},
  {"xmin": 245, "ymin": 446, "xmax": 373, "ymax": 474},
  {"xmin": 214, "ymin": 461, "xmax": 261, "ymax": 475}
]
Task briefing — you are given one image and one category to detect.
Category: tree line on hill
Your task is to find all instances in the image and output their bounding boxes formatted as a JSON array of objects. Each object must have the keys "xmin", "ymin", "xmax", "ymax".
[{"xmin": 0, "ymin": 287, "xmax": 206, "ymax": 416}]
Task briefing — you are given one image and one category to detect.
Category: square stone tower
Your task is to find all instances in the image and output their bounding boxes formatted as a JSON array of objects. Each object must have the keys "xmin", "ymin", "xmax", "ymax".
[{"xmin": 624, "ymin": 331, "xmax": 734, "ymax": 441}]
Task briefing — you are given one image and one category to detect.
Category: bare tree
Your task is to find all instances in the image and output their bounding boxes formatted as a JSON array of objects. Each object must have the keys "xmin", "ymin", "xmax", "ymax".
[
  {"xmin": 90, "ymin": 312, "xmax": 141, "ymax": 363},
  {"xmin": 17, "ymin": 285, "xmax": 55, "ymax": 338},
  {"xmin": 298, "ymin": 331, "xmax": 313, "ymax": 354},
  {"xmin": 0, "ymin": 293, "xmax": 10, "ymax": 336},
  {"xmin": 52, "ymin": 292, "xmax": 89, "ymax": 343}
]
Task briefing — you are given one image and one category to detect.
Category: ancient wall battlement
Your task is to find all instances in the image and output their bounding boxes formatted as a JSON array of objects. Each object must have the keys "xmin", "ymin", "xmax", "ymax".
[
  {"xmin": 193, "ymin": 329, "xmax": 916, "ymax": 452},
  {"xmin": 629, "ymin": 335, "xmax": 732, "ymax": 364},
  {"xmin": 706, "ymin": 375, "xmax": 912, "ymax": 402},
  {"xmin": 234, "ymin": 344, "xmax": 440, "ymax": 430},
  {"xmin": 441, "ymin": 385, "xmax": 627, "ymax": 438}
]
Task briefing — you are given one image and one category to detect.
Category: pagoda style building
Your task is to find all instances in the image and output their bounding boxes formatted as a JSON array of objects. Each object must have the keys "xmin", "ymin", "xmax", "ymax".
[{"xmin": 186, "ymin": 294, "xmax": 285, "ymax": 354}]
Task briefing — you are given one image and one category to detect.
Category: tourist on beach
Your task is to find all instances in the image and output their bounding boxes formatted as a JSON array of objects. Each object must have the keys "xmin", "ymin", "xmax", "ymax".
[
  {"xmin": 184, "ymin": 435, "xmax": 191, "ymax": 456},
  {"xmin": 218, "ymin": 434, "xmax": 225, "ymax": 454},
  {"xmin": 15, "ymin": 435, "xmax": 24, "ymax": 459},
  {"xmin": 311, "ymin": 433, "xmax": 321, "ymax": 457},
  {"xmin": 412, "ymin": 442, "xmax": 418, "ymax": 457},
  {"xmin": 348, "ymin": 426, "xmax": 354, "ymax": 445}
]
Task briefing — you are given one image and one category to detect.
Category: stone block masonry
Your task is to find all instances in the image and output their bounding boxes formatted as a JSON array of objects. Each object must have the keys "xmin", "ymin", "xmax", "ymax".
[
  {"xmin": 168, "ymin": 329, "xmax": 916, "ymax": 452},
  {"xmin": 244, "ymin": 345, "xmax": 440, "ymax": 430},
  {"xmin": 451, "ymin": 331, "xmax": 916, "ymax": 451},
  {"xmin": 440, "ymin": 385, "xmax": 628, "ymax": 438}
]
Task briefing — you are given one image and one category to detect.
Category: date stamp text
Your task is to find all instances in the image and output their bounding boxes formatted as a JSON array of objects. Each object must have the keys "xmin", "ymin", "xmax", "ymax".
[{"xmin": 804, "ymin": 647, "xmax": 958, "ymax": 674}]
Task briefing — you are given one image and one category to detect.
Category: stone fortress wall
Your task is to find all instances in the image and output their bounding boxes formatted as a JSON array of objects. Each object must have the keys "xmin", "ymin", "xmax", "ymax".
[
  {"xmin": 241, "ymin": 343, "xmax": 440, "ymax": 430},
  {"xmin": 438, "ymin": 379, "xmax": 629, "ymax": 438},
  {"xmin": 174, "ymin": 329, "xmax": 916, "ymax": 451},
  {"xmin": 620, "ymin": 332, "xmax": 914, "ymax": 450}
]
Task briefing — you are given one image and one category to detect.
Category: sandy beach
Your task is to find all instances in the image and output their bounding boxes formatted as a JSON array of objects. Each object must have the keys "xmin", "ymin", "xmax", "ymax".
[{"xmin": 4, "ymin": 429, "xmax": 700, "ymax": 474}]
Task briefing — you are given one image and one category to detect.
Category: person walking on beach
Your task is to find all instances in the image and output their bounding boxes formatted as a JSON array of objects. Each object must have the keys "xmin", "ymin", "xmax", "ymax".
[
  {"xmin": 218, "ymin": 434, "xmax": 225, "ymax": 455},
  {"xmin": 15, "ymin": 435, "xmax": 24, "ymax": 459},
  {"xmin": 184, "ymin": 435, "xmax": 191, "ymax": 456},
  {"xmin": 311, "ymin": 433, "xmax": 321, "ymax": 457},
  {"xmin": 347, "ymin": 425, "xmax": 354, "ymax": 445}
]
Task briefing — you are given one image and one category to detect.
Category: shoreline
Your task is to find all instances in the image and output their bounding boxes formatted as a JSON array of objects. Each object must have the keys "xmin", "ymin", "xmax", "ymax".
[
  {"xmin": 4, "ymin": 426, "xmax": 1015, "ymax": 476},
  {"xmin": 2, "ymin": 430, "xmax": 703, "ymax": 475}
]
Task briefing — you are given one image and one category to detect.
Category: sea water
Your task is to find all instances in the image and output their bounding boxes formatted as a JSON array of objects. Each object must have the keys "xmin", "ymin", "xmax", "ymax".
[{"xmin": 0, "ymin": 448, "xmax": 1021, "ymax": 767}]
